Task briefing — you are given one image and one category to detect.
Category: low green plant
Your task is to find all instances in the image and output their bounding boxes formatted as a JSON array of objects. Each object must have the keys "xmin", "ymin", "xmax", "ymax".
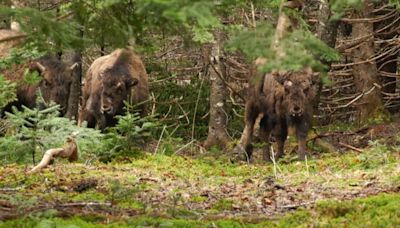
[
  {"xmin": 0, "ymin": 104, "xmax": 104, "ymax": 165},
  {"xmin": 356, "ymin": 140, "xmax": 394, "ymax": 170},
  {"xmin": 0, "ymin": 75, "xmax": 16, "ymax": 110},
  {"xmin": 97, "ymin": 109, "xmax": 159, "ymax": 162}
]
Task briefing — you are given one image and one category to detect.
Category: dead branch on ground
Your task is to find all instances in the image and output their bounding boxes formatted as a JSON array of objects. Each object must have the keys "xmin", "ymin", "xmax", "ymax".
[{"xmin": 27, "ymin": 135, "xmax": 78, "ymax": 174}]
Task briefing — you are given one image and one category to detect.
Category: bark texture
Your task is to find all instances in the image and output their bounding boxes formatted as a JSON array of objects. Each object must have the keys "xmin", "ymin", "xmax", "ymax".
[
  {"xmin": 351, "ymin": 1, "xmax": 384, "ymax": 122},
  {"xmin": 314, "ymin": 0, "xmax": 339, "ymax": 112},
  {"xmin": 65, "ymin": 51, "xmax": 82, "ymax": 120},
  {"xmin": 315, "ymin": 0, "xmax": 339, "ymax": 52},
  {"xmin": 204, "ymin": 30, "xmax": 229, "ymax": 149}
]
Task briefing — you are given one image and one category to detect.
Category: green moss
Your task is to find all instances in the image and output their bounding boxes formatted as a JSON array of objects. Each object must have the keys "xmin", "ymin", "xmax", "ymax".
[
  {"xmin": 212, "ymin": 199, "xmax": 234, "ymax": 211},
  {"xmin": 71, "ymin": 190, "xmax": 107, "ymax": 202},
  {"xmin": 191, "ymin": 196, "xmax": 207, "ymax": 203},
  {"xmin": 2, "ymin": 194, "xmax": 400, "ymax": 227},
  {"xmin": 272, "ymin": 193, "xmax": 400, "ymax": 227}
]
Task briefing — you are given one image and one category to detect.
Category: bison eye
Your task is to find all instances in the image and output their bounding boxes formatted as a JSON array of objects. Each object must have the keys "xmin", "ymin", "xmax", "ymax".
[{"xmin": 43, "ymin": 80, "xmax": 51, "ymax": 87}]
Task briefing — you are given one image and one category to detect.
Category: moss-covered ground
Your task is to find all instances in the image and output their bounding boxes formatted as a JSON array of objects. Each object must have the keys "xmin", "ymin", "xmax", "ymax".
[{"xmin": 0, "ymin": 133, "xmax": 399, "ymax": 227}]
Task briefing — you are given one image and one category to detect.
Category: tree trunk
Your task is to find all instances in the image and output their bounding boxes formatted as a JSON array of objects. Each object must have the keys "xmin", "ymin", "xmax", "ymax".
[
  {"xmin": 65, "ymin": 28, "xmax": 83, "ymax": 120},
  {"xmin": 351, "ymin": 1, "xmax": 384, "ymax": 123},
  {"xmin": 65, "ymin": 51, "xmax": 82, "ymax": 120},
  {"xmin": 273, "ymin": 0, "xmax": 304, "ymax": 58},
  {"xmin": 204, "ymin": 29, "xmax": 229, "ymax": 149},
  {"xmin": 314, "ymin": 0, "xmax": 339, "ymax": 112},
  {"xmin": 315, "ymin": 0, "xmax": 339, "ymax": 52}
]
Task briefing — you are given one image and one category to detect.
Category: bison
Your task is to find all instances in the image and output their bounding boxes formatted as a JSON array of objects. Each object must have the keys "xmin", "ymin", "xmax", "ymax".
[
  {"xmin": 1, "ymin": 56, "xmax": 77, "ymax": 116},
  {"xmin": 233, "ymin": 65, "xmax": 319, "ymax": 162},
  {"xmin": 78, "ymin": 48, "xmax": 149, "ymax": 130}
]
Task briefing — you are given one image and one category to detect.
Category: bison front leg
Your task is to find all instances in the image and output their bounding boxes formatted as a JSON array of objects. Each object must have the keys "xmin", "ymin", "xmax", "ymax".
[
  {"xmin": 232, "ymin": 124, "xmax": 254, "ymax": 162},
  {"xmin": 296, "ymin": 120, "xmax": 310, "ymax": 161},
  {"xmin": 78, "ymin": 109, "xmax": 96, "ymax": 128},
  {"xmin": 232, "ymin": 103, "xmax": 258, "ymax": 162},
  {"xmin": 259, "ymin": 115, "xmax": 272, "ymax": 161},
  {"xmin": 274, "ymin": 120, "xmax": 288, "ymax": 161},
  {"xmin": 96, "ymin": 114, "xmax": 108, "ymax": 132}
]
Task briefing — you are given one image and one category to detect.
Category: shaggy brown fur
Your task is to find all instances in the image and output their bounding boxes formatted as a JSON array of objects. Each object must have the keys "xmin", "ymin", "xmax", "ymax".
[
  {"xmin": 78, "ymin": 48, "xmax": 149, "ymax": 130},
  {"xmin": 234, "ymin": 65, "xmax": 319, "ymax": 162},
  {"xmin": 1, "ymin": 56, "xmax": 74, "ymax": 115}
]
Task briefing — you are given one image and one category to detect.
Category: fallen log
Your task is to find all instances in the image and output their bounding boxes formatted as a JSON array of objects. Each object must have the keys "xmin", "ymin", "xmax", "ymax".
[{"xmin": 27, "ymin": 136, "xmax": 78, "ymax": 174}]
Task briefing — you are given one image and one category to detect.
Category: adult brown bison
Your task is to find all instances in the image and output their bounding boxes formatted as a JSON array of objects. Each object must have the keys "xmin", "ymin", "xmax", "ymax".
[
  {"xmin": 1, "ymin": 56, "xmax": 77, "ymax": 116},
  {"xmin": 78, "ymin": 48, "xmax": 149, "ymax": 130},
  {"xmin": 233, "ymin": 65, "xmax": 319, "ymax": 162}
]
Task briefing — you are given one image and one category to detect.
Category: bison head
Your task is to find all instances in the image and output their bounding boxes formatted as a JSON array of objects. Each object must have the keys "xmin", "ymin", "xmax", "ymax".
[
  {"xmin": 100, "ymin": 68, "xmax": 138, "ymax": 116},
  {"xmin": 276, "ymin": 68, "xmax": 318, "ymax": 118},
  {"xmin": 31, "ymin": 57, "xmax": 77, "ymax": 115}
]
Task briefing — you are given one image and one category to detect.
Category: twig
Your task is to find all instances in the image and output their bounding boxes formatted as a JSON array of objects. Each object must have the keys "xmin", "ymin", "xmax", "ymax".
[
  {"xmin": 338, "ymin": 142, "xmax": 363, "ymax": 153},
  {"xmin": 175, "ymin": 140, "xmax": 196, "ymax": 155},
  {"xmin": 58, "ymin": 202, "xmax": 112, "ymax": 207},
  {"xmin": 270, "ymin": 145, "xmax": 278, "ymax": 179},
  {"xmin": 0, "ymin": 187, "xmax": 22, "ymax": 192},
  {"xmin": 279, "ymin": 201, "xmax": 314, "ymax": 210},
  {"xmin": 305, "ymin": 155, "xmax": 309, "ymax": 177},
  {"xmin": 191, "ymin": 74, "xmax": 206, "ymax": 142},
  {"xmin": 154, "ymin": 125, "xmax": 167, "ymax": 154},
  {"xmin": 250, "ymin": 2, "xmax": 256, "ymax": 28}
]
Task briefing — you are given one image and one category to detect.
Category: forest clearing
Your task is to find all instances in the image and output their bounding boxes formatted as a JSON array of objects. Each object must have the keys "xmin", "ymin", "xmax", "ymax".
[
  {"xmin": 1, "ymin": 135, "xmax": 400, "ymax": 226},
  {"xmin": 1, "ymin": 0, "xmax": 400, "ymax": 227}
]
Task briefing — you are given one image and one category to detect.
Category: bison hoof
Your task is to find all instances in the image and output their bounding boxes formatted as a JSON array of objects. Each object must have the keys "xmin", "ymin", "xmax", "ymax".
[{"xmin": 231, "ymin": 145, "xmax": 251, "ymax": 163}]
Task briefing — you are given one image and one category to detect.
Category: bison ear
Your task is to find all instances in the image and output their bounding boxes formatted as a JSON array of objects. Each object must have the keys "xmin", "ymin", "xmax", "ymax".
[
  {"xmin": 70, "ymin": 62, "xmax": 79, "ymax": 71},
  {"xmin": 272, "ymin": 71, "xmax": 288, "ymax": 85}
]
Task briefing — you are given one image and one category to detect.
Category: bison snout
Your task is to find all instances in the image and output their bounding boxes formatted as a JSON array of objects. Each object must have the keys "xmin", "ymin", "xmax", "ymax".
[
  {"xmin": 101, "ymin": 106, "xmax": 113, "ymax": 115},
  {"xmin": 290, "ymin": 106, "xmax": 303, "ymax": 116}
]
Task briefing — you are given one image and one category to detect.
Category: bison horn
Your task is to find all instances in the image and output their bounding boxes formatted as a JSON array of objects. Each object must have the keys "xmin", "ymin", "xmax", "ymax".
[
  {"xmin": 284, "ymin": 80, "xmax": 293, "ymax": 87},
  {"xmin": 34, "ymin": 62, "xmax": 46, "ymax": 73},
  {"xmin": 70, "ymin": 62, "xmax": 79, "ymax": 70}
]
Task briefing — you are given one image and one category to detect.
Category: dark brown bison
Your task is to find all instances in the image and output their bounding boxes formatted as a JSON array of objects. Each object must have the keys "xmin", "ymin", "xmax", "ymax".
[
  {"xmin": 1, "ymin": 56, "xmax": 77, "ymax": 115},
  {"xmin": 233, "ymin": 64, "xmax": 319, "ymax": 162},
  {"xmin": 78, "ymin": 48, "xmax": 149, "ymax": 130}
]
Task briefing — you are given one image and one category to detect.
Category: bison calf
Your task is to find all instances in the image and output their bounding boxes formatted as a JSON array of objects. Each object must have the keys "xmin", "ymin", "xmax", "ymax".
[
  {"xmin": 1, "ymin": 56, "xmax": 77, "ymax": 116},
  {"xmin": 78, "ymin": 48, "xmax": 149, "ymax": 130},
  {"xmin": 233, "ymin": 67, "xmax": 319, "ymax": 162}
]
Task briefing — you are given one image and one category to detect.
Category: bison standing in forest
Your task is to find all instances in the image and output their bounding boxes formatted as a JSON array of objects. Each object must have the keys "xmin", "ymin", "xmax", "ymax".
[
  {"xmin": 1, "ymin": 56, "xmax": 77, "ymax": 116},
  {"xmin": 78, "ymin": 48, "xmax": 149, "ymax": 130},
  {"xmin": 233, "ymin": 65, "xmax": 319, "ymax": 162}
]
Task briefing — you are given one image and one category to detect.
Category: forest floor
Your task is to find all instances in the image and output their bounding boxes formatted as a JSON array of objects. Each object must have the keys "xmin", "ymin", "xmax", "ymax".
[{"xmin": 0, "ymin": 123, "xmax": 400, "ymax": 227}]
